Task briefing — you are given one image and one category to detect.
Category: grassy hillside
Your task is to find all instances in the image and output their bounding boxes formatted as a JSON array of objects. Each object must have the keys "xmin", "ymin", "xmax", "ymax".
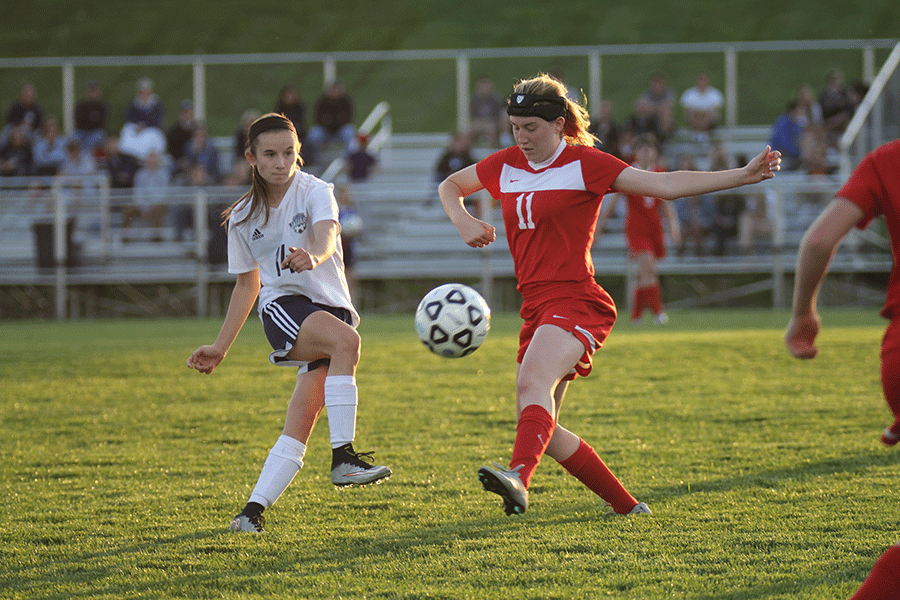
[{"xmin": 1, "ymin": 1, "xmax": 898, "ymax": 135}]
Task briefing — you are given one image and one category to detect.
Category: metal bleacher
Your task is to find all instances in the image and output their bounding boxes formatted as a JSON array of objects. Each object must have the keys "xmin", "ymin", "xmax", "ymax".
[{"xmin": 0, "ymin": 128, "xmax": 892, "ymax": 319}]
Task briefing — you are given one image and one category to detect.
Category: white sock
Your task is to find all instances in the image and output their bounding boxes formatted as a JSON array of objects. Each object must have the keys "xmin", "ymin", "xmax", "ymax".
[
  {"xmin": 248, "ymin": 435, "xmax": 306, "ymax": 507},
  {"xmin": 324, "ymin": 375, "xmax": 358, "ymax": 449}
]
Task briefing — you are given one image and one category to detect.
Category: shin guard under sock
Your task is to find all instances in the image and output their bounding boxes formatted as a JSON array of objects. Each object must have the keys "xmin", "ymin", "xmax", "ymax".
[
  {"xmin": 558, "ymin": 438, "xmax": 637, "ymax": 514},
  {"xmin": 509, "ymin": 405, "xmax": 555, "ymax": 489}
]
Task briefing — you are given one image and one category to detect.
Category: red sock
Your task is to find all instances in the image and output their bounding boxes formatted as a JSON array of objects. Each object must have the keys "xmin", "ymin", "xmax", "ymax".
[
  {"xmin": 648, "ymin": 284, "xmax": 664, "ymax": 315},
  {"xmin": 631, "ymin": 287, "xmax": 647, "ymax": 321},
  {"xmin": 850, "ymin": 544, "xmax": 900, "ymax": 600},
  {"xmin": 558, "ymin": 439, "xmax": 638, "ymax": 514},
  {"xmin": 509, "ymin": 405, "xmax": 555, "ymax": 489}
]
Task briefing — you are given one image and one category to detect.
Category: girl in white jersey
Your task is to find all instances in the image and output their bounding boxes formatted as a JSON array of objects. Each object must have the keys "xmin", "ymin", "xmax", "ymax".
[
  {"xmin": 439, "ymin": 73, "xmax": 781, "ymax": 517},
  {"xmin": 187, "ymin": 113, "xmax": 390, "ymax": 533}
]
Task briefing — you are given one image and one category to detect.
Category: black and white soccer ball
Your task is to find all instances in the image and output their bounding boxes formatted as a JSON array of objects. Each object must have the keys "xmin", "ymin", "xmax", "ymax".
[{"xmin": 414, "ymin": 283, "xmax": 491, "ymax": 358}]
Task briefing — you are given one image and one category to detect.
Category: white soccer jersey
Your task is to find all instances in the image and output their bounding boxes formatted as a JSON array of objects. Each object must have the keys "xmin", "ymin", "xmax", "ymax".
[{"xmin": 227, "ymin": 171, "xmax": 359, "ymax": 327}]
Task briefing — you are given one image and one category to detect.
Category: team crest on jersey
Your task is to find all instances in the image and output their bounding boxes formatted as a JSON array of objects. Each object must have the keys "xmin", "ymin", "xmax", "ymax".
[{"xmin": 290, "ymin": 213, "xmax": 308, "ymax": 234}]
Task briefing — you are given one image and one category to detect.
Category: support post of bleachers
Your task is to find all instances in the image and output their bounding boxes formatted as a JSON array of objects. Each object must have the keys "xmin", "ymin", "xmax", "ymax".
[
  {"xmin": 194, "ymin": 190, "xmax": 209, "ymax": 318},
  {"xmin": 588, "ymin": 52, "xmax": 601, "ymax": 118},
  {"xmin": 724, "ymin": 46, "xmax": 737, "ymax": 129},
  {"xmin": 62, "ymin": 61, "xmax": 75, "ymax": 137},
  {"xmin": 456, "ymin": 54, "xmax": 470, "ymax": 135},
  {"xmin": 192, "ymin": 59, "xmax": 206, "ymax": 122},
  {"xmin": 99, "ymin": 177, "xmax": 111, "ymax": 264},
  {"xmin": 53, "ymin": 187, "xmax": 67, "ymax": 321}
]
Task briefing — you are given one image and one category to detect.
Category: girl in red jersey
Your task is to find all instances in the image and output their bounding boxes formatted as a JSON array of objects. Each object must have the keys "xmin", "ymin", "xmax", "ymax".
[
  {"xmin": 439, "ymin": 73, "xmax": 780, "ymax": 517},
  {"xmin": 785, "ymin": 139, "xmax": 900, "ymax": 599},
  {"xmin": 596, "ymin": 134, "xmax": 681, "ymax": 325}
]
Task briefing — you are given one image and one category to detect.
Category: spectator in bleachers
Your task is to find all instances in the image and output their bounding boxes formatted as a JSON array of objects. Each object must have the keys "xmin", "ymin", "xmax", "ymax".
[
  {"xmin": 305, "ymin": 80, "xmax": 357, "ymax": 165},
  {"xmin": 58, "ymin": 137, "xmax": 98, "ymax": 176},
  {"xmin": 589, "ymin": 100, "xmax": 622, "ymax": 159},
  {"xmin": 346, "ymin": 133, "xmax": 377, "ymax": 183},
  {"xmin": 433, "ymin": 131, "xmax": 477, "ymax": 211},
  {"xmin": 638, "ymin": 72, "xmax": 676, "ymax": 142},
  {"xmin": 737, "ymin": 193, "xmax": 773, "ymax": 255},
  {"xmin": 705, "ymin": 146, "xmax": 745, "ymax": 256},
  {"xmin": 32, "ymin": 116, "xmax": 67, "ymax": 176},
  {"xmin": 5, "ymin": 83, "xmax": 44, "ymax": 139},
  {"xmin": 73, "ymin": 80, "xmax": 108, "ymax": 153},
  {"xmin": 233, "ymin": 108, "xmax": 261, "ymax": 162},
  {"xmin": 336, "ymin": 185, "xmax": 362, "ymax": 303},
  {"xmin": 434, "ymin": 131, "xmax": 476, "ymax": 184},
  {"xmin": 98, "ymin": 134, "xmax": 140, "ymax": 189},
  {"xmin": 818, "ymin": 69, "xmax": 855, "ymax": 140},
  {"xmin": 673, "ymin": 153, "xmax": 715, "ymax": 256},
  {"xmin": 274, "ymin": 85, "xmax": 307, "ymax": 144},
  {"xmin": 181, "ymin": 122, "xmax": 221, "ymax": 185},
  {"xmin": 623, "ymin": 96, "xmax": 666, "ymax": 155},
  {"xmin": 166, "ymin": 99, "xmax": 196, "ymax": 177},
  {"xmin": 125, "ymin": 150, "xmax": 170, "ymax": 237},
  {"xmin": 679, "ymin": 71, "xmax": 724, "ymax": 141},
  {"xmin": 794, "ymin": 84, "xmax": 824, "ymax": 128},
  {"xmin": 768, "ymin": 99, "xmax": 806, "ymax": 171},
  {"xmin": 119, "ymin": 77, "xmax": 166, "ymax": 161},
  {"xmin": 469, "ymin": 75, "xmax": 504, "ymax": 147},
  {"xmin": 0, "ymin": 125, "xmax": 34, "ymax": 177},
  {"xmin": 57, "ymin": 137, "xmax": 99, "ymax": 193}
]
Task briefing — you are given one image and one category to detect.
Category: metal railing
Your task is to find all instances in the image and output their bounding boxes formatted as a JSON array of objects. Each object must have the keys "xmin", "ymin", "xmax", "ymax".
[
  {"xmin": 2, "ymin": 39, "xmax": 896, "ymax": 137},
  {"xmin": 319, "ymin": 101, "xmax": 392, "ymax": 182},
  {"xmin": 839, "ymin": 41, "xmax": 900, "ymax": 176}
]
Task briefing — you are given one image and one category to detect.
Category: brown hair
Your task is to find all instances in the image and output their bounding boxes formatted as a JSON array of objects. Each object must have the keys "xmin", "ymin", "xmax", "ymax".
[
  {"xmin": 511, "ymin": 73, "xmax": 598, "ymax": 147},
  {"xmin": 222, "ymin": 112, "xmax": 303, "ymax": 227}
]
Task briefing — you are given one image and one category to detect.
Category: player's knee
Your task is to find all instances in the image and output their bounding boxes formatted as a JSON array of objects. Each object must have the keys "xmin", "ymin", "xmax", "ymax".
[
  {"xmin": 331, "ymin": 326, "xmax": 361, "ymax": 365},
  {"xmin": 515, "ymin": 369, "xmax": 552, "ymax": 402}
]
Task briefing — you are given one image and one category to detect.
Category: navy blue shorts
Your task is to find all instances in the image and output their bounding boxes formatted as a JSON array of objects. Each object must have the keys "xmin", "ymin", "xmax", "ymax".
[{"xmin": 261, "ymin": 295, "xmax": 353, "ymax": 372}]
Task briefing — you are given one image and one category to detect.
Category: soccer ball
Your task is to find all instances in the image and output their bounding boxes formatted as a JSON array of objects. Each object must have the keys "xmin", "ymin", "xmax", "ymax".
[{"xmin": 415, "ymin": 283, "xmax": 491, "ymax": 358}]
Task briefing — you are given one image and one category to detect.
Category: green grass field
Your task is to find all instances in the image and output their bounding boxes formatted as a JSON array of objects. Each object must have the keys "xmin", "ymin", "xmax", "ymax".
[{"xmin": 0, "ymin": 309, "xmax": 896, "ymax": 599}]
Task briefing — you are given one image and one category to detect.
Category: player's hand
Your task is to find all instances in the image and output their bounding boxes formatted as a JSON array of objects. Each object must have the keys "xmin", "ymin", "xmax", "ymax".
[
  {"xmin": 744, "ymin": 146, "xmax": 782, "ymax": 183},
  {"xmin": 281, "ymin": 246, "xmax": 317, "ymax": 272},
  {"xmin": 785, "ymin": 314, "xmax": 821, "ymax": 359},
  {"xmin": 187, "ymin": 345, "xmax": 226, "ymax": 374},
  {"xmin": 455, "ymin": 215, "xmax": 496, "ymax": 248}
]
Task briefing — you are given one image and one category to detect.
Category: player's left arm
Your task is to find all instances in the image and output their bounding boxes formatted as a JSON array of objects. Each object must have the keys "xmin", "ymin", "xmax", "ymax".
[
  {"xmin": 281, "ymin": 219, "xmax": 339, "ymax": 272},
  {"xmin": 612, "ymin": 146, "xmax": 781, "ymax": 200},
  {"xmin": 785, "ymin": 197, "xmax": 864, "ymax": 359}
]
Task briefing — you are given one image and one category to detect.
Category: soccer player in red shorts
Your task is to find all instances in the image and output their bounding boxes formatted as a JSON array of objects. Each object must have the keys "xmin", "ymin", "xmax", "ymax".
[
  {"xmin": 785, "ymin": 139, "xmax": 900, "ymax": 599},
  {"xmin": 597, "ymin": 134, "xmax": 681, "ymax": 324},
  {"xmin": 439, "ymin": 72, "xmax": 781, "ymax": 517}
]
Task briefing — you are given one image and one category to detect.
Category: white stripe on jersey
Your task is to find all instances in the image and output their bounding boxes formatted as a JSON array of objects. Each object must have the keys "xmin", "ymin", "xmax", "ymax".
[
  {"xmin": 264, "ymin": 302, "xmax": 300, "ymax": 339},
  {"xmin": 499, "ymin": 161, "xmax": 586, "ymax": 194}
]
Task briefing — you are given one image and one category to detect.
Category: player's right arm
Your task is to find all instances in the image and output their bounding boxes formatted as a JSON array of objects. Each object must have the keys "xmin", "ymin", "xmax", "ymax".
[
  {"xmin": 785, "ymin": 198, "xmax": 863, "ymax": 359},
  {"xmin": 439, "ymin": 164, "xmax": 496, "ymax": 248},
  {"xmin": 188, "ymin": 269, "xmax": 261, "ymax": 374}
]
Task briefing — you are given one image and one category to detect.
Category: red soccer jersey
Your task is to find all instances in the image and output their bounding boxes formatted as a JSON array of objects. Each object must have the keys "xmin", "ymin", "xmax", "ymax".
[
  {"xmin": 837, "ymin": 139, "xmax": 900, "ymax": 319},
  {"xmin": 624, "ymin": 182, "xmax": 665, "ymax": 258},
  {"xmin": 476, "ymin": 143, "xmax": 629, "ymax": 291}
]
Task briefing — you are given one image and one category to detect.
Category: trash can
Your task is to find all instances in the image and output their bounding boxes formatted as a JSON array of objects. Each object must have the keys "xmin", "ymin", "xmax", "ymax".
[{"xmin": 33, "ymin": 218, "xmax": 76, "ymax": 269}]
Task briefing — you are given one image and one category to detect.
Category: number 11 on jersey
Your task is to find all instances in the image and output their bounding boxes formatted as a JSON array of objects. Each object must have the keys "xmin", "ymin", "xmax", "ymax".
[{"xmin": 516, "ymin": 192, "xmax": 535, "ymax": 229}]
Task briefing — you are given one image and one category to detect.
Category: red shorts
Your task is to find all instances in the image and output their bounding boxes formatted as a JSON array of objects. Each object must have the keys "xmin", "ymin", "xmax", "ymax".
[
  {"xmin": 628, "ymin": 232, "xmax": 666, "ymax": 260},
  {"xmin": 517, "ymin": 280, "xmax": 617, "ymax": 381},
  {"xmin": 882, "ymin": 318, "xmax": 900, "ymax": 405}
]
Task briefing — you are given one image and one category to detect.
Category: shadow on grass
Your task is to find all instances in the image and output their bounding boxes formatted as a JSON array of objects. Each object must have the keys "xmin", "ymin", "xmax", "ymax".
[{"xmin": 646, "ymin": 447, "xmax": 900, "ymax": 500}]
